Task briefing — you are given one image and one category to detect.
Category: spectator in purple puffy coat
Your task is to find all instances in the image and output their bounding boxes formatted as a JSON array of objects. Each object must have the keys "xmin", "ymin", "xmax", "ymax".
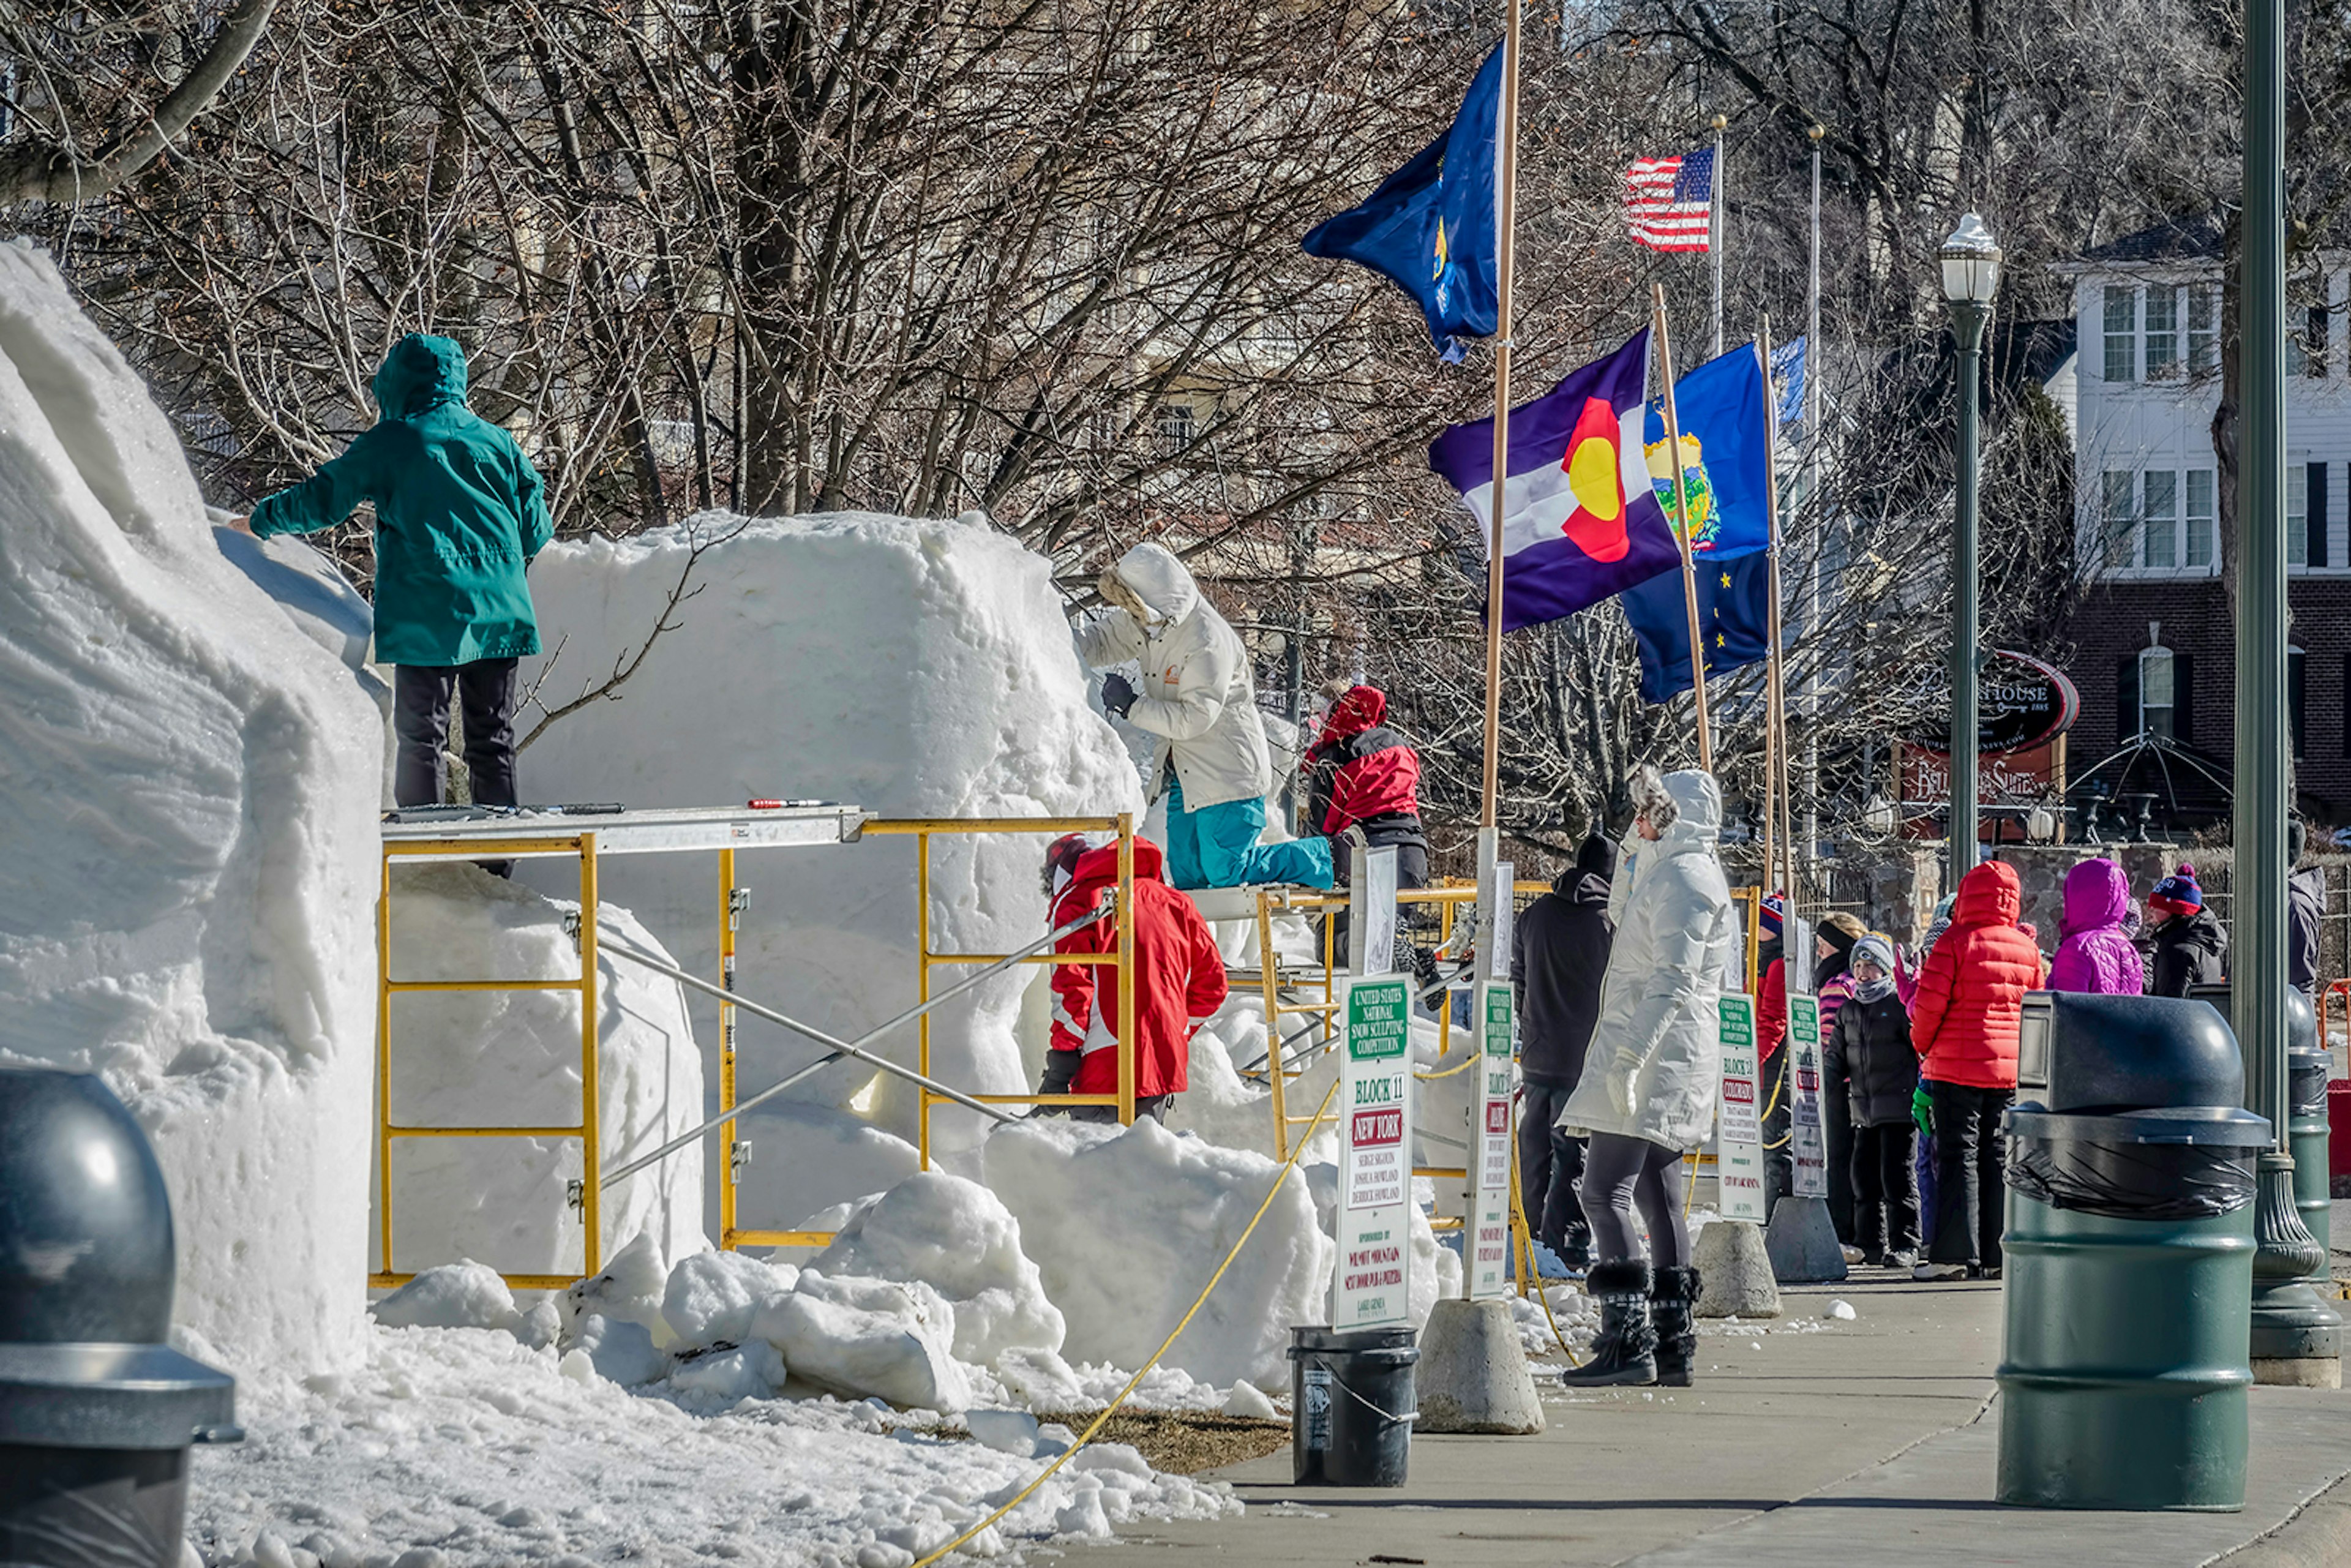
[{"xmin": 2048, "ymin": 858, "xmax": 2145, "ymax": 996}]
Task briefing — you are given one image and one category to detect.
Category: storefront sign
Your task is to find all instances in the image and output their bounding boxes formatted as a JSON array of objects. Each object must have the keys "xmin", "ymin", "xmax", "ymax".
[
  {"xmin": 1913, "ymin": 649, "xmax": 2081, "ymax": 755},
  {"xmin": 1336, "ymin": 975, "xmax": 1414, "ymax": 1326},
  {"xmin": 1717, "ymin": 994, "xmax": 1766, "ymax": 1222}
]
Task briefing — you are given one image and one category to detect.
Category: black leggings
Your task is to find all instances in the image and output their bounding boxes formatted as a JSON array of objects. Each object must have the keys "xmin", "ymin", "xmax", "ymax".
[{"xmin": 1578, "ymin": 1131, "xmax": 1690, "ymax": 1270}]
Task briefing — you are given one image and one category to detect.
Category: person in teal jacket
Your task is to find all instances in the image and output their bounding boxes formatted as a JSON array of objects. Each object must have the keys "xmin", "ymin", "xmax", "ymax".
[{"xmin": 234, "ymin": 333, "xmax": 552, "ymax": 812}]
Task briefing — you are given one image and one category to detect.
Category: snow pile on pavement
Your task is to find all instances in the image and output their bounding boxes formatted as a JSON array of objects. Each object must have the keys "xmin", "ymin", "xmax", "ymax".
[
  {"xmin": 186, "ymin": 1321, "xmax": 1241, "ymax": 1568},
  {"xmin": 519, "ymin": 512, "xmax": 1145, "ymax": 1185},
  {"xmin": 383, "ymin": 865, "xmax": 704, "ymax": 1273},
  {"xmin": 0, "ymin": 241, "xmax": 383, "ymax": 1378},
  {"xmin": 984, "ymin": 1116, "xmax": 1330, "ymax": 1389},
  {"xmin": 812, "ymin": 1171, "xmax": 1067, "ymax": 1363}
]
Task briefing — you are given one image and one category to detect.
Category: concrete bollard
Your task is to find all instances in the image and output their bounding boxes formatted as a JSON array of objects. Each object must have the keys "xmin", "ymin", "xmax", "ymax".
[
  {"xmin": 1764, "ymin": 1196, "xmax": 1850, "ymax": 1283},
  {"xmin": 1413, "ymin": 1298, "xmax": 1545, "ymax": 1434},
  {"xmin": 1693, "ymin": 1220, "xmax": 1783, "ymax": 1318}
]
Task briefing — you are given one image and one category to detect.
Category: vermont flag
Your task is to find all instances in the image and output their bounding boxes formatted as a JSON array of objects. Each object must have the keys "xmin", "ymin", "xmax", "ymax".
[
  {"xmin": 1428, "ymin": 330, "xmax": 1683, "ymax": 630},
  {"xmin": 1642, "ymin": 343, "xmax": 1774, "ymax": 560},
  {"xmin": 1300, "ymin": 43, "xmax": 1503, "ymax": 362},
  {"xmin": 1622, "ymin": 550, "xmax": 1774, "ymax": 702}
]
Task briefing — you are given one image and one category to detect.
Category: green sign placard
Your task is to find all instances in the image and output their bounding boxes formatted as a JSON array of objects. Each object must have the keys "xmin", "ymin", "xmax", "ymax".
[
  {"xmin": 1482, "ymin": 985, "xmax": 1513, "ymax": 1056},
  {"xmin": 1346, "ymin": 976, "xmax": 1411, "ymax": 1060}
]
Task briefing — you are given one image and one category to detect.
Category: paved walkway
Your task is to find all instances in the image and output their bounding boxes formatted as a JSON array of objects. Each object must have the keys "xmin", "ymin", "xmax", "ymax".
[{"xmin": 1112, "ymin": 1275, "xmax": 2351, "ymax": 1567}]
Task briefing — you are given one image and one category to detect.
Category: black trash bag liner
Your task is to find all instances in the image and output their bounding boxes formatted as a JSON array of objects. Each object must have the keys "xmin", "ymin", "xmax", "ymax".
[{"xmin": 2004, "ymin": 1131, "xmax": 2256, "ymax": 1221}]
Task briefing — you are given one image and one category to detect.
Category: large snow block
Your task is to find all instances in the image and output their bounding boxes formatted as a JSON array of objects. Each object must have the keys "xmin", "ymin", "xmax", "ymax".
[
  {"xmin": 811, "ymin": 1169, "xmax": 1065, "ymax": 1363},
  {"xmin": 984, "ymin": 1117, "xmax": 1331, "ymax": 1388},
  {"xmin": 518, "ymin": 513, "xmax": 1144, "ymax": 1176},
  {"xmin": 383, "ymin": 866, "xmax": 705, "ymax": 1274},
  {"xmin": 0, "ymin": 242, "xmax": 383, "ymax": 1378}
]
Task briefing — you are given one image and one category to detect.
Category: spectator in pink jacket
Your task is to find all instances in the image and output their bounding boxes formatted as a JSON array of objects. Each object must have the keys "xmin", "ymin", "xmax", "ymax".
[{"xmin": 2048, "ymin": 858, "xmax": 2144, "ymax": 997}]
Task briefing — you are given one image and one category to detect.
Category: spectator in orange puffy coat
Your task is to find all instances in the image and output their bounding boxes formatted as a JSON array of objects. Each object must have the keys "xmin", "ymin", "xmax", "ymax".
[
  {"xmin": 1036, "ymin": 835, "xmax": 1229, "ymax": 1123},
  {"xmin": 1908, "ymin": 860, "xmax": 2046, "ymax": 1281}
]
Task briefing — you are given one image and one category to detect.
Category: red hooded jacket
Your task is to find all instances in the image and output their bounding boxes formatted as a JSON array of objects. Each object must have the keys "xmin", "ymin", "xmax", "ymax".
[
  {"xmin": 1910, "ymin": 861, "xmax": 2047, "ymax": 1090},
  {"xmin": 1306, "ymin": 686, "xmax": 1423, "ymax": 839},
  {"xmin": 1049, "ymin": 839, "xmax": 1228, "ymax": 1098}
]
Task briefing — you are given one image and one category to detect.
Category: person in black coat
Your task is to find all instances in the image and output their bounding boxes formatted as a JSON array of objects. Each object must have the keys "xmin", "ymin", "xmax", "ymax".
[
  {"xmin": 1822, "ymin": 935, "xmax": 1921, "ymax": 1266},
  {"xmin": 2145, "ymin": 865, "xmax": 2227, "ymax": 996},
  {"xmin": 1511, "ymin": 832, "xmax": 1617, "ymax": 1270}
]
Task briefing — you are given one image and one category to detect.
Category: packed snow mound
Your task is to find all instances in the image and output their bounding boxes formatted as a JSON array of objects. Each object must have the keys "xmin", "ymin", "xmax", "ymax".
[
  {"xmin": 0, "ymin": 241, "xmax": 383, "ymax": 1378},
  {"xmin": 562, "ymin": 1231, "xmax": 677, "ymax": 1348},
  {"xmin": 519, "ymin": 512, "xmax": 1145, "ymax": 1178},
  {"xmin": 984, "ymin": 1116, "xmax": 1330, "ymax": 1388},
  {"xmin": 753, "ymin": 1269, "xmax": 971, "ymax": 1412},
  {"xmin": 186, "ymin": 1322, "xmax": 1240, "ymax": 1568},
  {"xmin": 731, "ymin": 1098, "xmax": 920, "ymax": 1234},
  {"xmin": 811, "ymin": 1170, "xmax": 1065, "ymax": 1362},
  {"xmin": 384, "ymin": 866, "xmax": 704, "ymax": 1275},
  {"xmin": 663, "ymin": 1248, "xmax": 798, "ymax": 1349},
  {"xmin": 370, "ymin": 1261, "xmax": 520, "ymax": 1334},
  {"xmin": 210, "ymin": 522, "xmax": 388, "ymax": 711}
]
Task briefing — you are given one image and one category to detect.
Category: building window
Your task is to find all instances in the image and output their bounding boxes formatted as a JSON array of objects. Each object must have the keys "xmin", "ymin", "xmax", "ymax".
[
  {"xmin": 1155, "ymin": 400, "xmax": 1197, "ymax": 454},
  {"xmin": 2188, "ymin": 285, "xmax": 2220, "ymax": 375},
  {"xmin": 2101, "ymin": 470, "xmax": 2137, "ymax": 566},
  {"xmin": 2104, "ymin": 286, "xmax": 2137, "ymax": 383},
  {"xmin": 2140, "ymin": 647, "xmax": 2176, "ymax": 739},
  {"xmin": 2186, "ymin": 468, "xmax": 2216, "ymax": 568},
  {"xmin": 2144, "ymin": 288, "xmax": 2180, "ymax": 380},
  {"xmin": 2290, "ymin": 646, "xmax": 2308, "ymax": 757},
  {"xmin": 2142, "ymin": 471, "xmax": 2178, "ymax": 568},
  {"xmin": 2289, "ymin": 465, "xmax": 2309, "ymax": 567},
  {"xmin": 2293, "ymin": 304, "xmax": 2331, "ymax": 378}
]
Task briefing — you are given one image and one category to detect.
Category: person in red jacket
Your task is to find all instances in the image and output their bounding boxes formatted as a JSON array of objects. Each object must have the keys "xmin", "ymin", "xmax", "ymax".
[
  {"xmin": 1302, "ymin": 683, "xmax": 1430, "ymax": 888},
  {"xmin": 1908, "ymin": 859, "xmax": 2046, "ymax": 1281},
  {"xmin": 1035, "ymin": 835, "xmax": 1228, "ymax": 1123}
]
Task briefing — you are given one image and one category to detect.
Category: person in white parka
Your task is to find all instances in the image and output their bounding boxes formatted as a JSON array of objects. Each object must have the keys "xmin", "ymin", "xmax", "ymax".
[
  {"xmin": 1076, "ymin": 542, "xmax": 1337, "ymax": 890},
  {"xmin": 1558, "ymin": 765, "xmax": 1736, "ymax": 1391}
]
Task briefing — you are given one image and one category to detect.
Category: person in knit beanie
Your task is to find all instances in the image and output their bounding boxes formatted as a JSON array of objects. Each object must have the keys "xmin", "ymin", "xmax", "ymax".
[{"xmin": 2147, "ymin": 864, "xmax": 2227, "ymax": 996}]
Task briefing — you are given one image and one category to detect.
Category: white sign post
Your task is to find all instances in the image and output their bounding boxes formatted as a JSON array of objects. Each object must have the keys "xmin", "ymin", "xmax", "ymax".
[
  {"xmin": 1787, "ymin": 994, "xmax": 1828, "ymax": 1200},
  {"xmin": 1716, "ymin": 994, "xmax": 1766, "ymax": 1222},
  {"xmin": 1469, "ymin": 980, "xmax": 1516, "ymax": 1299},
  {"xmin": 1335, "ymin": 974, "xmax": 1415, "ymax": 1327}
]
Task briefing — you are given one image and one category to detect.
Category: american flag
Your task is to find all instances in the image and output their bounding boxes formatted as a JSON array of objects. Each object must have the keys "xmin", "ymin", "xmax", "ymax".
[{"xmin": 1624, "ymin": 147, "xmax": 1715, "ymax": 253}]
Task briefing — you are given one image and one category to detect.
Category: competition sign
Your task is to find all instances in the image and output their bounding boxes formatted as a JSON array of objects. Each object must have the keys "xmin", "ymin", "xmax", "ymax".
[
  {"xmin": 1469, "ymin": 980, "xmax": 1517, "ymax": 1299},
  {"xmin": 1787, "ymin": 993, "xmax": 1828, "ymax": 1199},
  {"xmin": 1716, "ymin": 994, "xmax": 1766, "ymax": 1221},
  {"xmin": 1336, "ymin": 974, "xmax": 1415, "ymax": 1326}
]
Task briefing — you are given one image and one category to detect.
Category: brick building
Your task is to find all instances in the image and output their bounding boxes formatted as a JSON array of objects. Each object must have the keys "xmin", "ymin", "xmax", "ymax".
[{"xmin": 2053, "ymin": 217, "xmax": 2351, "ymax": 830}]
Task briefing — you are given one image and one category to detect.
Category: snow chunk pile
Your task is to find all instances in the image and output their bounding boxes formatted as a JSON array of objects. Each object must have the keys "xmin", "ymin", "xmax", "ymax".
[
  {"xmin": 984, "ymin": 1116, "xmax": 1330, "ymax": 1389},
  {"xmin": 383, "ymin": 865, "xmax": 704, "ymax": 1274},
  {"xmin": 813, "ymin": 1171, "xmax": 1065, "ymax": 1363},
  {"xmin": 519, "ymin": 512, "xmax": 1145, "ymax": 1191},
  {"xmin": 187, "ymin": 1322, "xmax": 1240, "ymax": 1568},
  {"xmin": 0, "ymin": 241, "xmax": 383, "ymax": 1377}
]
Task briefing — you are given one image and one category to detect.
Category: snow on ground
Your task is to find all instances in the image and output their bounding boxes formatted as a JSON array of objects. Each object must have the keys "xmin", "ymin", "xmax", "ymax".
[
  {"xmin": 518, "ymin": 513, "xmax": 1145, "ymax": 1180},
  {"xmin": 382, "ymin": 865, "xmax": 704, "ymax": 1273},
  {"xmin": 0, "ymin": 240, "xmax": 382, "ymax": 1378},
  {"xmin": 184, "ymin": 1322, "xmax": 1240, "ymax": 1568}
]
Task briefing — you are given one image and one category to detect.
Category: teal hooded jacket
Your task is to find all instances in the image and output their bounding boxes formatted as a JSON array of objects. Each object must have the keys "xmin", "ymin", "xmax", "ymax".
[{"xmin": 249, "ymin": 334, "xmax": 554, "ymax": 666}]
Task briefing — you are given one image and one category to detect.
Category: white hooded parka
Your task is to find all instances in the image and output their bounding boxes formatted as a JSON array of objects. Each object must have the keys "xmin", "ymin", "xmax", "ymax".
[
  {"xmin": 1559, "ymin": 770, "xmax": 1736, "ymax": 1151},
  {"xmin": 1074, "ymin": 542, "xmax": 1272, "ymax": 810}
]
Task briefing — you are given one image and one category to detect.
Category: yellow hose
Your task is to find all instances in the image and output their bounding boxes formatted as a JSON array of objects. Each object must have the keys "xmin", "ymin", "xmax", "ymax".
[
  {"xmin": 910, "ymin": 1078, "xmax": 1343, "ymax": 1568},
  {"xmin": 1415, "ymin": 1052, "xmax": 1479, "ymax": 1081},
  {"xmin": 1507, "ymin": 1110, "xmax": 1582, "ymax": 1367}
]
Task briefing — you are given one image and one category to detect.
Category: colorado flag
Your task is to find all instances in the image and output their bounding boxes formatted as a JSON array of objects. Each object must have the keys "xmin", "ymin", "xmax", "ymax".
[{"xmin": 1428, "ymin": 329, "xmax": 1682, "ymax": 631}]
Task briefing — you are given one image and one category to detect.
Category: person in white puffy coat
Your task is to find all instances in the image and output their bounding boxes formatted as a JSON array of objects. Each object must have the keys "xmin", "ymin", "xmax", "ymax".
[
  {"xmin": 1075, "ymin": 542, "xmax": 1335, "ymax": 890},
  {"xmin": 1557, "ymin": 765, "xmax": 1735, "ymax": 1390}
]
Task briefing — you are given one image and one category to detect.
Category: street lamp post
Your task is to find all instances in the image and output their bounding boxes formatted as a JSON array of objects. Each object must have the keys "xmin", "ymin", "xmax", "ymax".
[
  {"xmin": 1940, "ymin": 214, "xmax": 2001, "ymax": 895},
  {"xmin": 2240, "ymin": 0, "xmax": 2340, "ymax": 1386}
]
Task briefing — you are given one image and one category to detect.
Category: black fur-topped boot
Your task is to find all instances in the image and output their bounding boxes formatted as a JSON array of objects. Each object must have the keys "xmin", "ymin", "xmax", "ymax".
[
  {"xmin": 1558, "ymin": 1259, "xmax": 1657, "ymax": 1387},
  {"xmin": 1651, "ymin": 1266, "xmax": 1702, "ymax": 1387}
]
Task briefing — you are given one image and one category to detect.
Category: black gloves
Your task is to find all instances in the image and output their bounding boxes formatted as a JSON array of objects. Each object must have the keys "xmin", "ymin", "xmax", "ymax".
[
  {"xmin": 1030, "ymin": 1049, "xmax": 1078, "ymax": 1115},
  {"xmin": 1101, "ymin": 672, "xmax": 1138, "ymax": 719}
]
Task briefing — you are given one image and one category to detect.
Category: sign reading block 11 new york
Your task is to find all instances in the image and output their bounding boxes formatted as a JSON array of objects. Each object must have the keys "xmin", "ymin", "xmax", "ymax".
[{"xmin": 1336, "ymin": 974, "xmax": 1414, "ymax": 1327}]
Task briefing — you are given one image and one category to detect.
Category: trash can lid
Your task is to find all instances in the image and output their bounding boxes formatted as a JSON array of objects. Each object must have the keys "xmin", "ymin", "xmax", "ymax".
[
  {"xmin": 1289, "ymin": 1324, "xmax": 1417, "ymax": 1355},
  {"xmin": 2006, "ymin": 1103, "xmax": 2273, "ymax": 1147},
  {"xmin": 0, "ymin": 1341, "xmax": 238, "ymax": 1449}
]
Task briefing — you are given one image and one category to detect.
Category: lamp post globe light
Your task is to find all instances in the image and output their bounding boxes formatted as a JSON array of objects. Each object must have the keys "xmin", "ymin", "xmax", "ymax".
[{"xmin": 1940, "ymin": 212, "xmax": 2000, "ymax": 893}]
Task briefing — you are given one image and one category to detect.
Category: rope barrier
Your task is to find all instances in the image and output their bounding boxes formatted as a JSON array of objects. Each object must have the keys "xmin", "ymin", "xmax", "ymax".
[
  {"xmin": 1415, "ymin": 1052, "xmax": 1479, "ymax": 1081},
  {"xmin": 909, "ymin": 1076, "xmax": 1343, "ymax": 1568}
]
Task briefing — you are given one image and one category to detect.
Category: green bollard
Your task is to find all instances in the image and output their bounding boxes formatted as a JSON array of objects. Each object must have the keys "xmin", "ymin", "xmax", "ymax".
[{"xmin": 2290, "ymin": 1041, "xmax": 2331, "ymax": 1289}]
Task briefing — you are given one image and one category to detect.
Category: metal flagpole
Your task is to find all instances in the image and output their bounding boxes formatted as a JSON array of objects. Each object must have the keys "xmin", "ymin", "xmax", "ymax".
[
  {"xmin": 1759, "ymin": 314, "xmax": 1789, "ymax": 905},
  {"xmin": 1478, "ymin": 0, "xmax": 1524, "ymax": 938},
  {"xmin": 1801, "ymin": 123, "xmax": 1824, "ymax": 871},
  {"xmin": 1652, "ymin": 282, "xmax": 1712, "ymax": 770},
  {"xmin": 1711, "ymin": 114, "xmax": 1727, "ymax": 358}
]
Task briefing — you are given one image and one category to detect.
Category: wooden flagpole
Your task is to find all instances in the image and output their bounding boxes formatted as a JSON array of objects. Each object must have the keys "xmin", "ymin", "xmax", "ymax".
[
  {"xmin": 1759, "ymin": 314, "xmax": 1791, "ymax": 905},
  {"xmin": 1651, "ymin": 282, "xmax": 1712, "ymax": 771},
  {"xmin": 1481, "ymin": 7, "xmax": 1524, "ymax": 833}
]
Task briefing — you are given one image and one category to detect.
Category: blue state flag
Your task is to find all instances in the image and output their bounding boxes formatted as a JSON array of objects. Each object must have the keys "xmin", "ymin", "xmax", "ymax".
[
  {"xmin": 1771, "ymin": 336, "xmax": 1807, "ymax": 430},
  {"xmin": 1301, "ymin": 43, "xmax": 1502, "ymax": 362},
  {"xmin": 1641, "ymin": 343, "xmax": 1774, "ymax": 561},
  {"xmin": 1621, "ymin": 550, "xmax": 1774, "ymax": 703}
]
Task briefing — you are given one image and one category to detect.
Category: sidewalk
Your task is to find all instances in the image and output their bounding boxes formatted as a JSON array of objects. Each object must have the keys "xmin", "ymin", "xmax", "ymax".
[{"xmin": 1109, "ymin": 1276, "xmax": 2351, "ymax": 1567}]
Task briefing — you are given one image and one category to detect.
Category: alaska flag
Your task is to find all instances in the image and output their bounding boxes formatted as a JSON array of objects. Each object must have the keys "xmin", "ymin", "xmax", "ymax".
[
  {"xmin": 1641, "ymin": 343, "xmax": 1774, "ymax": 561},
  {"xmin": 1428, "ymin": 329, "xmax": 1683, "ymax": 631},
  {"xmin": 1622, "ymin": 550, "xmax": 1774, "ymax": 703},
  {"xmin": 1302, "ymin": 43, "xmax": 1502, "ymax": 362}
]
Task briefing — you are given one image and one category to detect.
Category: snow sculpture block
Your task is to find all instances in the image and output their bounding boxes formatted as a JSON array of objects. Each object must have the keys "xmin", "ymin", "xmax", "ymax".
[
  {"xmin": 0, "ymin": 242, "xmax": 383, "ymax": 1376},
  {"xmin": 811, "ymin": 1169, "xmax": 1065, "ymax": 1362},
  {"xmin": 519, "ymin": 514, "xmax": 1145, "ymax": 1177},
  {"xmin": 752, "ymin": 1269, "xmax": 970, "ymax": 1411}
]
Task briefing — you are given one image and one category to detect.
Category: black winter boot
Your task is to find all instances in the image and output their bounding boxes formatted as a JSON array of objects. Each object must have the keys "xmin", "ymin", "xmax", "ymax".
[
  {"xmin": 1559, "ymin": 1259, "xmax": 1656, "ymax": 1387},
  {"xmin": 1651, "ymin": 1266, "xmax": 1702, "ymax": 1388}
]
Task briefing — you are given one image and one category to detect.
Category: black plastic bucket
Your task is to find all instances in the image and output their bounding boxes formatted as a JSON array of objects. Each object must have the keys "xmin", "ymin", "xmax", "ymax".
[
  {"xmin": 1287, "ymin": 1324, "xmax": 1417, "ymax": 1486},
  {"xmin": 0, "ymin": 1446, "xmax": 190, "ymax": 1567}
]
